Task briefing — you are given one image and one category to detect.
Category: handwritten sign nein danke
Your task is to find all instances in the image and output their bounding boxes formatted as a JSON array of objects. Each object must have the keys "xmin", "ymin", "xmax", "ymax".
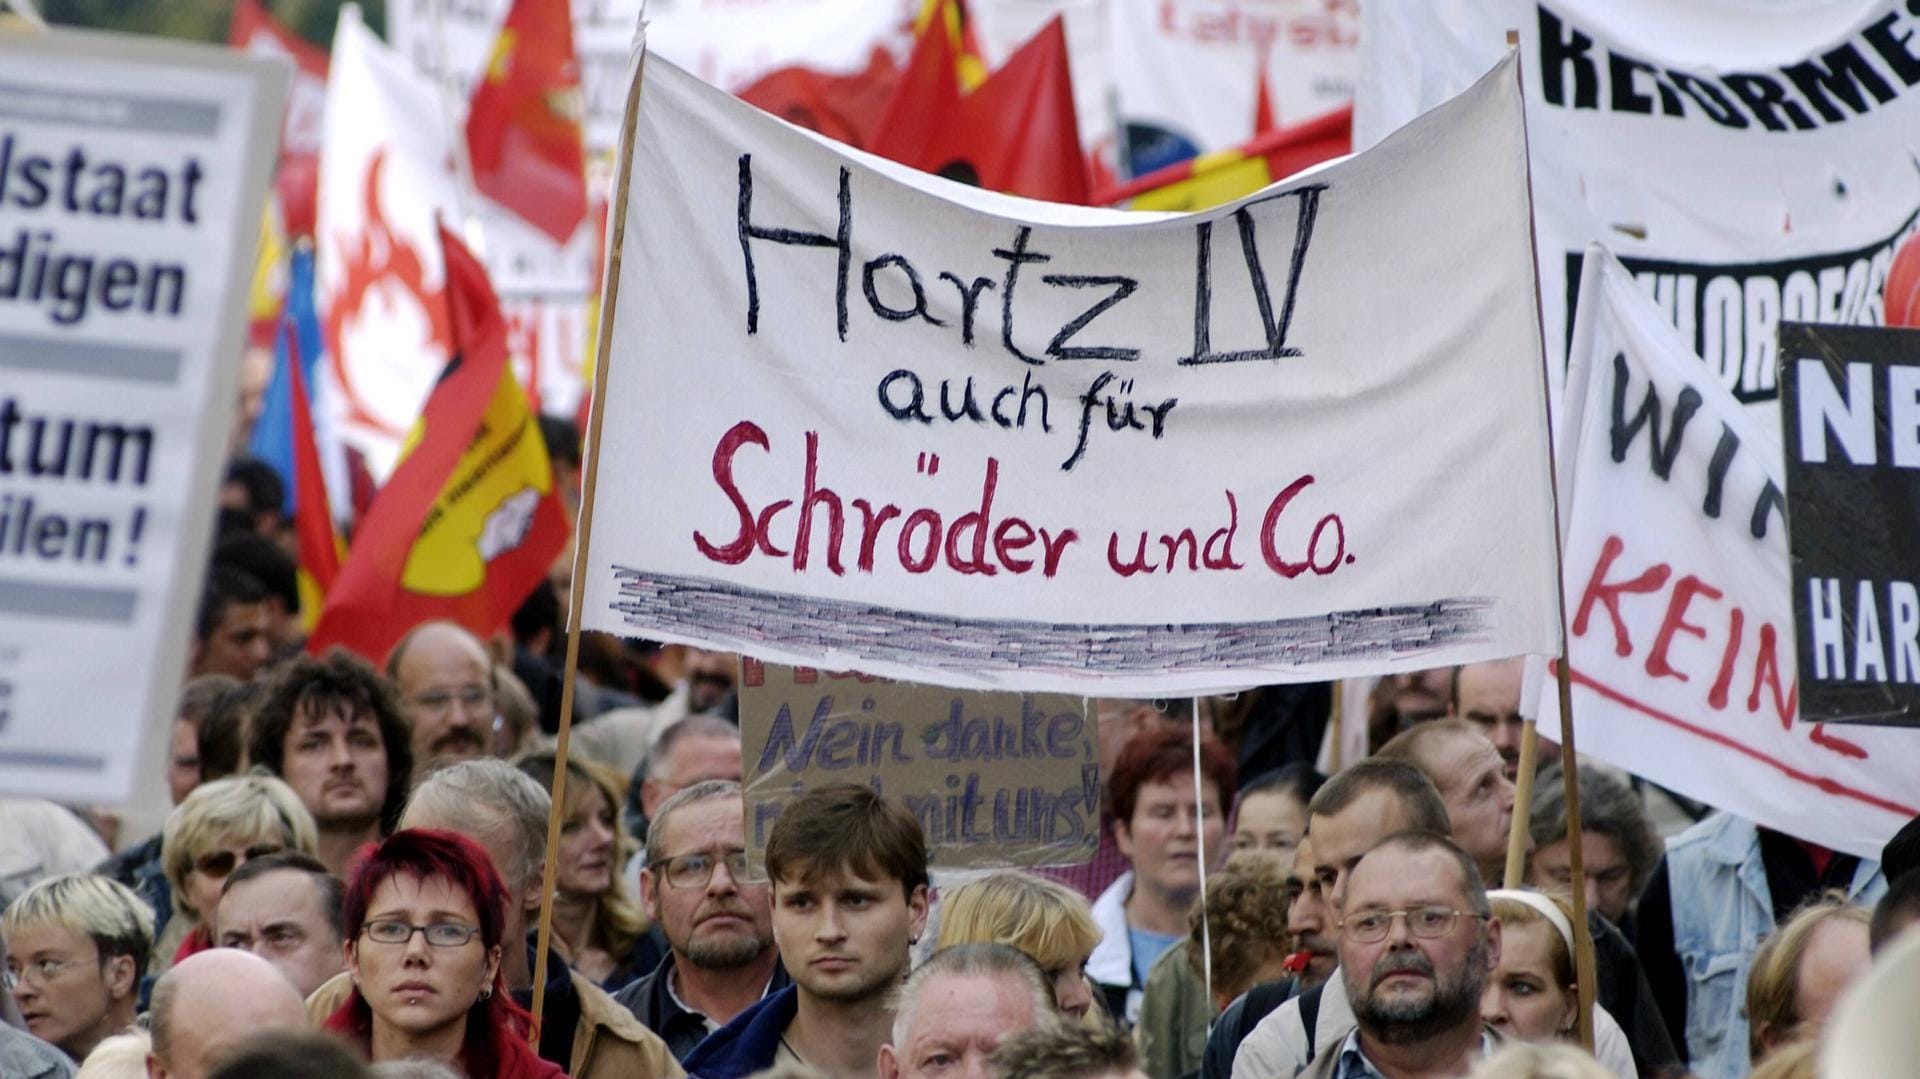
[{"xmin": 739, "ymin": 659, "xmax": 1097, "ymax": 870}]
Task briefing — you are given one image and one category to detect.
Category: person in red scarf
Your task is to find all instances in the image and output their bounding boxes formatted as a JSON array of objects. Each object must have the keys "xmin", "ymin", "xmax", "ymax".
[{"xmin": 324, "ymin": 829, "xmax": 565, "ymax": 1079}]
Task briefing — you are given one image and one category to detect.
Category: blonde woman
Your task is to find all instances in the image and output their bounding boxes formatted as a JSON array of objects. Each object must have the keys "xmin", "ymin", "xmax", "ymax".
[
  {"xmin": 935, "ymin": 871, "xmax": 1101, "ymax": 1022},
  {"xmin": 157, "ymin": 773, "xmax": 318, "ymax": 971},
  {"xmin": 513, "ymin": 751, "xmax": 656, "ymax": 988},
  {"xmin": 1744, "ymin": 893, "xmax": 1872, "ymax": 1065},
  {"xmin": 1481, "ymin": 890, "xmax": 1638, "ymax": 1079}
]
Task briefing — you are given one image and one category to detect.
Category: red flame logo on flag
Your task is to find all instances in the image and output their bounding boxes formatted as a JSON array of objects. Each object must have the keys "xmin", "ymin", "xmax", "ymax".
[{"xmin": 326, "ymin": 148, "xmax": 453, "ymax": 438}]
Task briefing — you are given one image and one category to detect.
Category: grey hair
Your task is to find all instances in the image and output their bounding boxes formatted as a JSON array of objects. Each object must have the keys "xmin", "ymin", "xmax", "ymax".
[
  {"xmin": 647, "ymin": 714, "xmax": 741, "ymax": 780},
  {"xmin": 890, "ymin": 942, "xmax": 1056, "ymax": 1046},
  {"xmin": 645, "ymin": 779, "xmax": 744, "ymax": 866},
  {"xmin": 403, "ymin": 759, "xmax": 551, "ymax": 892},
  {"xmin": 1527, "ymin": 763, "xmax": 1661, "ymax": 898}
]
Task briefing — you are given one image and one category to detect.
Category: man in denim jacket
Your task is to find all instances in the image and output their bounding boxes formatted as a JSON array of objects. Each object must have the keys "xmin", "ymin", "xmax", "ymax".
[{"xmin": 1634, "ymin": 812, "xmax": 1885, "ymax": 1079}]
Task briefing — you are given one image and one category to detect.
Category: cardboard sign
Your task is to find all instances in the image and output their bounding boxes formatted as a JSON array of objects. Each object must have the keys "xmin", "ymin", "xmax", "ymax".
[
  {"xmin": 1537, "ymin": 249, "xmax": 1916, "ymax": 858},
  {"xmin": 738, "ymin": 659, "xmax": 1097, "ymax": 871},
  {"xmin": 1356, "ymin": 1, "xmax": 1920, "ymax": 426},
  {"xmin": 578, "ymin": 52, "xmax": 1563, "ymax": 694},
  {"xmin": 1779, "ymin": 321, "xmax": 1920, "ymax": 726},
  {"xmin": 0, "ymin": 30, "xmax": 287, "ymax": 801}
]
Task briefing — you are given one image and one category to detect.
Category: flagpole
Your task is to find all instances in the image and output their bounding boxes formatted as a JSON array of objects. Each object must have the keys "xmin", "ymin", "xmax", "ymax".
[
  {"xmin": 527, "ymin": 36, "xmax": 647, "ymax": 1041},
  {"xmin": 1505, "ymin": 26, "xmax": 1596, "ymax": 1052},
  {"xmin": 1502, "ymin": 720, "xmax": 1537, "ymax": 887},
  {"xmin": 1327, "ymin": 680, "xmax": 1344, "ymax": 772}
]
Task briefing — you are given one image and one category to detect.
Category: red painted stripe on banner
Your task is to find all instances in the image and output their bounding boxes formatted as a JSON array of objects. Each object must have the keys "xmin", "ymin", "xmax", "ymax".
[{"xmin": 1565, "ymin": 666, "xmax": 1918, "ymax": 818}]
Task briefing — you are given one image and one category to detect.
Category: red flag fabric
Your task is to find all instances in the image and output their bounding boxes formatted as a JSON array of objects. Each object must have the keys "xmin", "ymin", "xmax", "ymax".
[
  {"xmin": 869, "ymin": 15, "xmax": 1089, "ymax": 204},
  {"xmin": 739, "ymin": 45, "xmax": 902, "ymax": 150},
  {"xmin": 1254, "ymin": 67, "xmax": 1276, "ymax": 135},
  {"xmin": 308, "ymin": 226, "xmax": 570, "ymax": 662},
  {"xmin": 465, "ymin": 0, "xmax": 588, "ymax": 243},
  {"xmin": 288, "ymin": 331, "xmax": 342, "ymax": 628}
]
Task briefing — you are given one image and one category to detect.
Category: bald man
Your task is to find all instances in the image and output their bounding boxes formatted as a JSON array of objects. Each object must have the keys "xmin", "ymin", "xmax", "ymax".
[
  {"xmin": 386, "ymin": 622, "xmax": 496, "ymax": 766},
  {"xmin": 146, "ymin": 950, "xmax": 308, "ymax": 1079}
]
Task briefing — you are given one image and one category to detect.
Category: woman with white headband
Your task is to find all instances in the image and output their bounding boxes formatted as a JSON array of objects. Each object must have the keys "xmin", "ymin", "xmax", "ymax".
[{"xmin": 1483, "ymin": 889, "xmax": 1581, "ymax": 1043}]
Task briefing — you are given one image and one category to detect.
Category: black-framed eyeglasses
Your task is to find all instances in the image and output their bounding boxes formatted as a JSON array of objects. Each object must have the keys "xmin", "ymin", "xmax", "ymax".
[
  {"xmin": 649, "ymin": 849, "xmax": 751, "ymax": 889},
  {"xmin": 1338, "ymin": 906, "xmax": 1485, "ymax": 944},
  {"xmin": 193, "ymin": 842, "xmax": 285, "ymax": 879},
  {"xmin": 361, "ymin": 920, "xmax": 482, "ymax": 947}
]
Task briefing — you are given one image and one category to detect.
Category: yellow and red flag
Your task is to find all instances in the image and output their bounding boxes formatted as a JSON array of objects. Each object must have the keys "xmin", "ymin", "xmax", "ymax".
[
  {"xmin": 465, "ymin": 0, "xmax": 588, "ymax": 244},
  {"xmin": 309, "ymin": 226, "xmax": 570, "ymax": 662},
  {"xmin": 1093, "ymin": 103, "xmax": 1351, "ymax": 213}
]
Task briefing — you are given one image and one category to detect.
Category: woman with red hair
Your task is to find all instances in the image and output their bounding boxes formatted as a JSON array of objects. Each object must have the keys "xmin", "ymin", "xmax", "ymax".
[{"xmin": 324, "ymin": 829, "xmax": 565, "ymax": 1079}]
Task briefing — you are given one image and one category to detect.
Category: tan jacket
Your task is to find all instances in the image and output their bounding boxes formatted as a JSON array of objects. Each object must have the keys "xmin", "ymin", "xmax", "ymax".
[{"xmin": 307, "ymin": 970, "xmax": 683, "ymax": 1079}]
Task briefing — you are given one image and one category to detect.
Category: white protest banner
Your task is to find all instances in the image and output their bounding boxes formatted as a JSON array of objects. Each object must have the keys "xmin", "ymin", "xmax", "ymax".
[
  {"xmin": 1110, "ymin": 0, "xmax": 1358, "ymax": 177},
  {"xmin": 1355, "ymin": 1, "xmax": 1920, "ymax": 426},
  {"xmin": 577, "ymin": 51, "xmax": 1562, "ymax": 694},
  {"xmin": 316, "ymin": 7, "xmax": 464, "ymax": 485},
  {"xmin": 0, "ymin": 31, "xmax": 286, "ymax": 801},
  {"xmin": 1539, "ymin": 246, "xmax": 1917, "ymax": 859},
  {"xmin": 738, "ymin": 659, "xmax": 1097, "ymax": 870}
]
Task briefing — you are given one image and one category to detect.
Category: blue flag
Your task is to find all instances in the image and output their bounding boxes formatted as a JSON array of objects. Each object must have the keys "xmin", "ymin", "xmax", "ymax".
[{"xmin": 248, "ymin": 245, "xmax": 325, "ymax": 516}]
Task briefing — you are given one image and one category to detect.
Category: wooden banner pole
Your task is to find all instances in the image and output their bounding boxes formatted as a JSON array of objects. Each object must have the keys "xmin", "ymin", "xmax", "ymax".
[
  {"xmin": 1504, "ymin": 25, "xmax": 1596, "ymax": 1052},
  {"xmin": 529, "ymin": 40, "xmax": 648, "ymax": 1041},
  {"xmin": 1502, "ymin": 721, "xmax": 1538, "ymax": 888},
  {"xmin": 1327, "ymin": 680, "xmax": 1345, "ymax": 772}
]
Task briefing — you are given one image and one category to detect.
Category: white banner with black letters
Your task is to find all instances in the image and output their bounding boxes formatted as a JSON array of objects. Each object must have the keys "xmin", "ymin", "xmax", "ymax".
[
  {"xmin": 579, "ymin": 50, "xmax": 1562, "ymax": 694},
  {"xmin": 1357, "ymin": 0, "xmax": 1920, "ymax": 424},
  {"xmin": 0, "ymin": 31, "xmax": 286, "ymax": 801}
]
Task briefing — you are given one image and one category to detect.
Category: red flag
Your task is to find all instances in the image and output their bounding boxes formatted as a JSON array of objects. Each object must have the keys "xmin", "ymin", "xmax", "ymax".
[
  {"xmin": 465, "ymin": 0, "xmax": 588, "ymax": 243},
  {"xmin": 1254, "ymin": 67, "xmax": 1277, "ymax": 135},
  {"xmin": 288, "ymin": 330, "xmax": 342, "ymax": 628},
  {"xmin": 869, "ymin": 15, "xmax": 1089, "ymax": 204},
  {"xmin": 739, "ymin": 45, "xmax": 902, "ymax": 149},
  {"xmin": 309, "ymin": 226, "xmax": 570, "ymax": 662}
]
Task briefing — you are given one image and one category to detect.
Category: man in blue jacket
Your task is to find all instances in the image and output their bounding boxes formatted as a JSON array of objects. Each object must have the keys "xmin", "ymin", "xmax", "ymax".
[{"xmin": 684, "ymin": 783, "xmax": 929, "ymax": 1079}]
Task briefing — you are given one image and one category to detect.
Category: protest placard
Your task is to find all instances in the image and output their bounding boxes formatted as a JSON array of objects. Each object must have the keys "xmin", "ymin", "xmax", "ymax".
[
  {"xmin": 738, "ymin": 659, "xmax": 1096, "ymax": 870},
  {"xmin": 0, "ymin": 30, "xmax": 287, "ymax": 802},
  {"xmin": 1779, "ymin": 321, "xmax": 1920, "ymax": 726},
  {"xmin": 1537, "ymin": 247, "xmax": 1916, "ymax": 859},
  {"xmin": 576, "ymin": 50, "xmax": 1562, "ymax": 694},
  {"xmin": 1357, "ymin": 1, "xmax": 1920, "ymax": 425}
]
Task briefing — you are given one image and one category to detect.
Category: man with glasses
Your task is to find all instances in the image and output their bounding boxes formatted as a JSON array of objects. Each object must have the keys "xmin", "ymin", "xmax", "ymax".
[
  {"xmin": 615, "ymin": 780, "xmax": 786, "ymax": 1061},
  {"xmin": 0, "ymin": 874, "xmax": 152, "ymax": 1065},
  {"xmin": 1296, "ymin": 832, "xmax": 1501, "ymax": 1079},
  {"xmin": 386, "ymin": 621, "xmax": 497, "ymax": 767}
]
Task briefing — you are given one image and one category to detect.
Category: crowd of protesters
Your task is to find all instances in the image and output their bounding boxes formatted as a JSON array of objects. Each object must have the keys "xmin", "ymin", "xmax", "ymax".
[{"xmin": 1, "ymin": 440, "xmax": 1917, "ymax": 1079}]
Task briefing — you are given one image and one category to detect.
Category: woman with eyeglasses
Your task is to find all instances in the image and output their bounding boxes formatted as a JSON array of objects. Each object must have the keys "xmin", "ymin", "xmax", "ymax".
[
  {"xmin": 514, "ymin": 751, "xmax": 660, "ymax": 989},
  {"xmin": 156, "ymin": 773, "xmax": 318, "ymax": 974},
  {"xmin": 323, "ymin": 829, "xmax": 564, "ymax": 1079}
]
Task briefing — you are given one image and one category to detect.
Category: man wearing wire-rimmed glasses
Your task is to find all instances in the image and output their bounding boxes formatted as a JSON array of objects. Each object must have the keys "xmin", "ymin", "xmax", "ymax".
[
  {"xmin": 617, "ymin": 780, "xmax": 786, "ymax": 1062},
  {"xmin": 1301, "ymin": 832, "xmax": 1502, "ymax": 1079}
]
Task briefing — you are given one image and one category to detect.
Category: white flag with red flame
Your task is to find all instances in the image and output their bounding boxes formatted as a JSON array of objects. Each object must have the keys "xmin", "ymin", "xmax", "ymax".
[{"xmin": 315, "ymin": 5, "xmax": 463, "ymax": 488}]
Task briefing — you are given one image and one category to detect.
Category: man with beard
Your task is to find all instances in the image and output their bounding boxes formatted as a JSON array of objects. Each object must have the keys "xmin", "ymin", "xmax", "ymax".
[
  {"xmin": 248, "ymin": 651, "xmax": 414, "ymax": 874},
  {"xmin": 684, "ymin": 783, "xmax": 929, "ymax": 1079},
  {"xmin": 1298, "ymin": 832, "xmax": 1500, "ymax": 1079},
  {"xmin": 615, "ymin": 781, "xmax": 788, "ymax": 1061},
  {"xmin": 386, "ymin": 621, "xmax": 497, "ymax": 767}
]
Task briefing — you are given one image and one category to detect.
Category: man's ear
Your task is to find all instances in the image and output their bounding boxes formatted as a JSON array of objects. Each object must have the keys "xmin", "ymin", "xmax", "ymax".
[
  {"xmin": 876, "ymin": 1043, "xmax": 900, "ymax": 1079},
  {"xmin": 147, "ymin": 1054, "xmax": 168, "ymax": 1079},
  {"xmin": 105, "ymin": 954, "xmax": 137, "ymax": 1000},
  {"xmin": 640, "ymin": 779, "xmax": 664, "ymax": 821},
  {"xmin": 907, "ymin": 884, "xmax": 930, "ymax": 943},
  {"xmin": 1482, "ymin": 915, "xmax": 1501, "ymax": 974},
  {"xmin": 639, "ymin": 866, "xmax": 660, "ymax": 921}
]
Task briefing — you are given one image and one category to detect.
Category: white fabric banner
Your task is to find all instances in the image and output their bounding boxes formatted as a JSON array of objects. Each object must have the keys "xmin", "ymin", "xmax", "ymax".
[
  {"xmin": 1541, "ymin": 246, "xmax": 1917, "ymax": 859},
  {"xmin": 578, "ymin": 51, "xmax": 1562, "ymax": 694},
  {"xmin": 0, "ymin": 31, "xmax": 286, "ymax": 801},
  {"xmin": 1356, "ymin": 0, "xmax": 1920, "ymax": 428},
  {"xmin": 1110, "ymin": 0, "xmax": 1358, "ymax": 177},
  {"xmin": 316, "ymin": 8, "xmax": 464, "ymax": 484}
]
